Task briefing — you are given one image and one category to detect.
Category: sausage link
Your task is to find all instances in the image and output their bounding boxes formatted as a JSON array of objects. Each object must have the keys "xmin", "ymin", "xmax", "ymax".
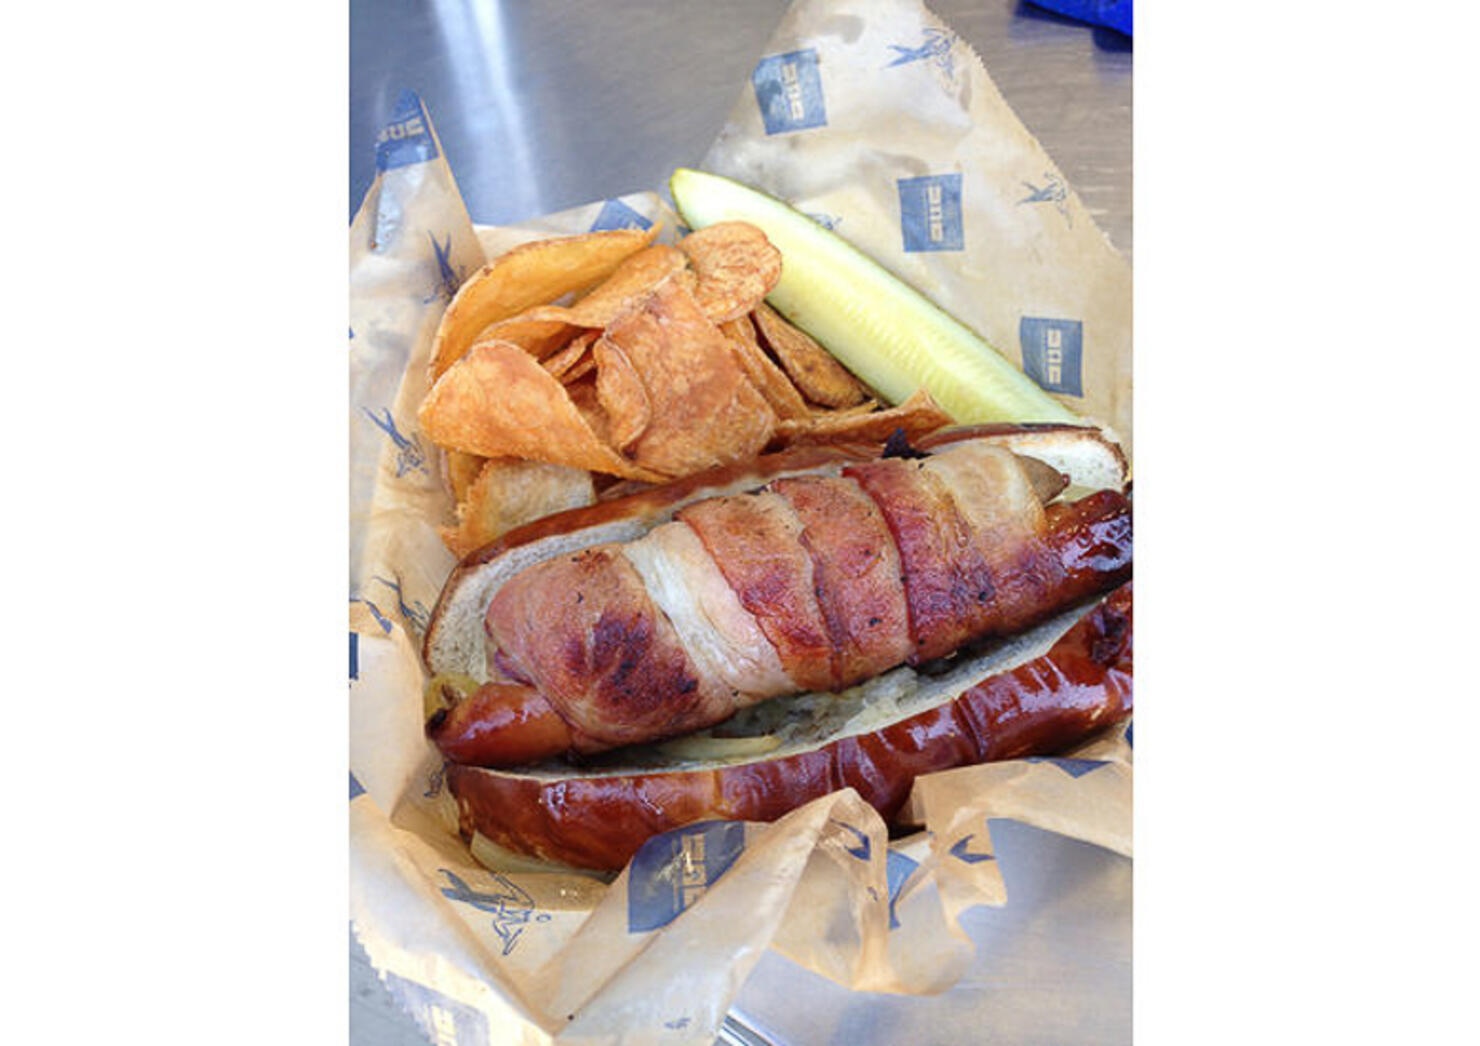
[
  {"xmin": 437, "ymin": 445, "xmax": 1131, "ymax": 768},
  {"xmin": 426, "ymin": 682, "xmax": 574, "ymax": 766}
]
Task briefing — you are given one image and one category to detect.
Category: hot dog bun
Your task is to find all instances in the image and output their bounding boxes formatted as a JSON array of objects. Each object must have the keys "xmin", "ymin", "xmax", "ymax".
[{"xmin": 421, "ymin": 423, "xmax": 1131, "ymax": 870}]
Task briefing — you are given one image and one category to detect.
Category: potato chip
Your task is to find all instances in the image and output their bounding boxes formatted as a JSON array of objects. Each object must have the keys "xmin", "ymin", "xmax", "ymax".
[
  {"xmin": 593, "ymin": 337, "xmax": 651, "ymax": 451},
  {"xmin": 561, "ymin": 352, "xmax": 597, "ymax": 384},
  {"xmin": 752, "ymin": 303, "xmax": 869, "ymax": 408},
  {"xmin": 775, "ymin": 388, "xmax": 952, "ymax": 446},
  {"xmin": 542, "ymin": 330, "xmax": 598, "ymax": 380},
  {"xmin": 442, "ymin": 448, "xmax": 488, "ymax": 504},
  {"xmin": 474, "ymin": 316, "xmax": 580, "ymax": 359},
  {"xmin": 603, "ymin": 279, "xmax": 777, "ymax": 476},
  {"xmin": 559, "ymin": 245, "xmax": 687, "ymax": 326},
  {"xmin": 561, "ymin": 373, "xmax": 613, "ymax": 447},
  {"xmin": 440, "ymin": 457, "xmax": 596, "ymax": 559},
  {"xmin": 428, "ymin": 226, "xmax": 658, "ymax": 382},
  {"xmin": 417, "ymin": 340, "xmax": 667, "ymax": 482},
  {"xmin": 718, "ymin": 317, "xmax": 811, "ymax": 421},
  {"xmin": 677, "ymin": 221, "xmax": 782, "ymax": 323},
  {"xmin": 488, "ymin": 244, "xmax": 687, "ymax": 336},
  {"xmin": 818, "ymin": 397, "xmax": 880, "ymax": 419}
]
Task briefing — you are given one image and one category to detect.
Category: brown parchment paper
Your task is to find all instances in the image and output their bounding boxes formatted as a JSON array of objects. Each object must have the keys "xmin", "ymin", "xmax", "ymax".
[{"xmin": 349, "ymin": 3, "xmax": 1132, "ymax": 1043}]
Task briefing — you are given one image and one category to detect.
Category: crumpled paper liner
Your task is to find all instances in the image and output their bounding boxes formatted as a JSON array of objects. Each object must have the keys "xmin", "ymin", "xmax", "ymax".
[
  {"xmin": 703, "ymin": 0, "xmax": 1132, "ymax": 455},
  {"xmin": 349, "ymin": 2, "xmax": 1132, "ymax": 1042}
]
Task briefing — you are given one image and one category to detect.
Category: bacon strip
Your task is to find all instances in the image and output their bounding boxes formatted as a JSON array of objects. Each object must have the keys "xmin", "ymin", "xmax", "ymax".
[{"xmin": 473, "ymin": 440, "xmax": 1131, "ymax": 765}]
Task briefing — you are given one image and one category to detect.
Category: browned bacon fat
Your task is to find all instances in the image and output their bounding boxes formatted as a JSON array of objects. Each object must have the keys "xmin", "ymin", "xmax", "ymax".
[{"xmin": 431, "ymin": 440, "xmax": 1131, "ymax": 766}]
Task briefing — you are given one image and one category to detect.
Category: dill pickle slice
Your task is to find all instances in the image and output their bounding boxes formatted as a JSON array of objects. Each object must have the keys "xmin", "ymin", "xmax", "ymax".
[{"xmin": 669, "ymin": 167, "xmax": 1079, "ymax": 425}]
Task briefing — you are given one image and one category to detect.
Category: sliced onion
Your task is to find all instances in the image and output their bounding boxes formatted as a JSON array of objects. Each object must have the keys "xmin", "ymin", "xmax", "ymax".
[{"xmin": 654, "ymin": 732, "xmax": 783, "ymax": 763}]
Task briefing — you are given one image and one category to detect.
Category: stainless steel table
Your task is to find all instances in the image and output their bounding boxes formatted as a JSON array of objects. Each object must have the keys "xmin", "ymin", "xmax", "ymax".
[{"xmin": 349, "ymin": 2, "xmax": 1131, "ymax": 1042}]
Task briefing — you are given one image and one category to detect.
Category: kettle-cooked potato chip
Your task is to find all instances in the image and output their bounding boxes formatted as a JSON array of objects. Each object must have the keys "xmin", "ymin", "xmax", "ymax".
[
  {"xmin": 677, "ymin": 221, "xmax": 782, "ymax": 323},
  {"xmin": 491, "ymin": 245, "xmax": 688, "ymax": 336},
  {"xmin": 561, "ymin": 352, "xmax": 598, "ymax": 385},
  {"xmin": 442, "ymin": 448, "xmax": 488, "ymax": 504},
  {"xmin": 603, "ymin": 279, "xmax": 777, "ymax": 476},
  {"xmin": 718, "ymin": 317, "xmax": 811, "ymax": 421},
  {"xmin": 418, "ymin": 339, "xmax": 667, "ymax": 482},
  {"xmin": 474, "ymin": 316, "xmax": 581, "ymax": 359},
  {"xmin": 440, "ymin": 457, "xmax": 596, "ymax": 559},
  {"xmin": 752, "ymin": 302, "xmax": 869, "ymax": 408},
  {"xmin": 542, "ymin": 330, "xmax": 598, "ymax": 380},
  {"xmin": 593, "ymin": 337, "xmax": 652, "ymax": 451},
  {"xmin": 558, "ymin": 245, "xmax": 688, "ymax": 327},
  {"xmin": 776, "ymin": 388, "xmax": 951, "ymax": 445},
  {"xmin": 428, "ymin": 226, "xmax": 658, "ymax": 382}
]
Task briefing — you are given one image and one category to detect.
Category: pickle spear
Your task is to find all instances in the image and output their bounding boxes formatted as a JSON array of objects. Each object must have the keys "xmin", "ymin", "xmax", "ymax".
[{"xmin": 669, "ymin": 167, "xmax": 1078, "ymax": 425}]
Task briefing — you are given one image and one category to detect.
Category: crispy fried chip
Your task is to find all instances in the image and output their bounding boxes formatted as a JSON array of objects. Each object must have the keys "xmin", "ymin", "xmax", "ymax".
[
  {"xmin": 776, "ymin": 388, "xmax": 952, "ymax": 446},
  {"xmin": 818, "ymin": 397, "xmax": 880, "ymax": 419},
  {"xmin": 603, "ymin": 279, "xmax": 777, "ymax": 476},
  {"xmin": 677, "ymin": 221, "xmax": 783, "ymax": 323},
  {"xmin": 443, "ymin": 449, "xmax": 488, "ymax": 504},
  {"xmin": 556, "ymin": 245, "xmax": 687, "ymax": 326},
  {"xmin": 440, "ymin": 457, "xmax": 596, "ymax": 559},
  {"xmin": 428, "ymin": 226, "xmax": 658, "ymax": 382},
  {"xmin": 593, "ymin": 337, "xmax": 651, "ymax": 451},
  {"xmin": 417, "ymin": 340, "xmax": 666, "ymax": 482},
  {"xmin": 475, "ymin": 316, "xmax": 580, "ymax": 359},
  {"xmin": 491, "ymin": 244, "xmax": 688, "ymax": 335},
  {"xmin": 752, "ymin": 303, "xmax": 869, "ymax": 408},
  {"xmin": 542, "ymin": 330, "xmax": 598, "ymax": 380},
  {"xmin": 561, "ymin": 374, "xmax": 613, "ymax": 446},
  {"xmin": 562, "ymin": 352, "xmax": 597, "ymax": 384},
  {"xmin": 718, "ymin": 317, "xmax": 811, "ymax": 421}
]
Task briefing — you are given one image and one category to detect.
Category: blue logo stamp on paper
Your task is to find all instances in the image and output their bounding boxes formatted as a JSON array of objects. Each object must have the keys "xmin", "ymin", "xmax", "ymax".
[
  {"xmin": 369, "ymin": 575, "xmax": 431, "ymax": 636},
  {"xmin": 376, "ymin": 89, "xmax": 439, "ymax": 172},
  {"xmin": 885, "ymin": 850, "xmax": 921, "ymax": 930},
  {"xmin": 382, "ymin": 971, "xmax": 489, "ymax": 1046},
  {"xmin": 627, "ymin": 821, "xmax": 746, "ymax": 933},
  {"xmin": 424, "ymin": 231, "xmax": 467, "ymax": 305},
  {"xmin": 590, "ymin": 198, "xmax": 654, "ymax": 232},
  {"xmin": 1026, "ymin": 756, "xmax": 1108, "ymax": 779},
  {"xmin": 752, "ymin": 49, "xmax": 828, "ymax": 135},
  {"xmin": 350, "ymin": 771, "xmax": 366, "ymax": 800},
  {"xmin": 355, "ymin": 597, "xmax": 394, "ymax": 635},
  {"xmin": 831, "ymin": 820, "xmax": 871, "ymax": 862},
  {"xmin": 439, "ymin": 869, "xmax": 550, "ymax": 956},
  {"xmin": 948, "ymin": 833, "xmax": 995, "ymax": 865},
  {"xmin": 349, "ymin": 632, "xmax": 360, "ymax": 680},
  {"xmin": 898, "ymin": 173, "xmax": 964, "ymax": 252},
  {"xmin": 1018, "ymin": 171, "xmax": 1073, "ymax": 227},
  {"xmin": 362, "ymin": 406, "xmax": 428, "ymax": 478},
  {"xmin": 1019, "ymin": 317, "xmax": 1084, "ymax": 397},
  {"xmin": 885, "ymin": 27, "xmax": 957, "ymax": 79}
]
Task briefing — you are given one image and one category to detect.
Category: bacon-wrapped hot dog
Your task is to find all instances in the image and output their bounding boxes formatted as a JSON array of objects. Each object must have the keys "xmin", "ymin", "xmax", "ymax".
[{"xmin": 428, "ymin": 435, "xmax": 1131, "ymax": 768}]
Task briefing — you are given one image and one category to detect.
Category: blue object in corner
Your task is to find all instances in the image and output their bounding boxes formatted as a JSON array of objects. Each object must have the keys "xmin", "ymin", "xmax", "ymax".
[{"xmin": 1026, "ymin": 0, "xmax": 1132, "ymax": 36}]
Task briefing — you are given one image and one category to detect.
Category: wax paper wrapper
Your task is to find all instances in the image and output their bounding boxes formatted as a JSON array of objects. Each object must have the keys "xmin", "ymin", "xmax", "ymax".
[
  {"xmin": 703, "ymin": 0, "xmax": 1132, "ymax": 455},
  {"xmin": 349, "ymin": 2, "xmax": 1132, "ymax": 1042}
]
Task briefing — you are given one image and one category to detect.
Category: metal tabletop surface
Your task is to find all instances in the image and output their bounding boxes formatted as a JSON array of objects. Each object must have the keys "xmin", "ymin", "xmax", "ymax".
[{"xmin": 349, "ymin": 2, "xmax": 1131, "ymax": 1043}]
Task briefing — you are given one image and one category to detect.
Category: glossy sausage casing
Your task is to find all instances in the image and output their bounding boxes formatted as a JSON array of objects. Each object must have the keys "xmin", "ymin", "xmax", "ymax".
[{"xmin": 448, "ymin": 582, "xmax": 1132, "ymax": 871}]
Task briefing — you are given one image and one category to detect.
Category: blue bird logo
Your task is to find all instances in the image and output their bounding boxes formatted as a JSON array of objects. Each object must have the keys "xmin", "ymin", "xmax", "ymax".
[
  {"xmin": 370, "ymin": 574, "xmax": 431, "ymax": 636},
  {"xmin": 830, "ymin": 820, "xmax": 872, "ymax": 861},
  {"xmin": 885, "ymin": 27, "xmax": 957, "ymax": 78},
  {"xmin": 438, "ymin": 869, "xmax": 550, "ymax": 956},
  {"xmin": 1018, "ymin": 172, "xmax": 1073, "ymax": 227},
  {"xmin": 423, "ymin": 230, "xmax": 466, "ymax": 304},
  {"xmin": 362, "ymin": 406, "xmax": 427, "ymax": 478}
]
